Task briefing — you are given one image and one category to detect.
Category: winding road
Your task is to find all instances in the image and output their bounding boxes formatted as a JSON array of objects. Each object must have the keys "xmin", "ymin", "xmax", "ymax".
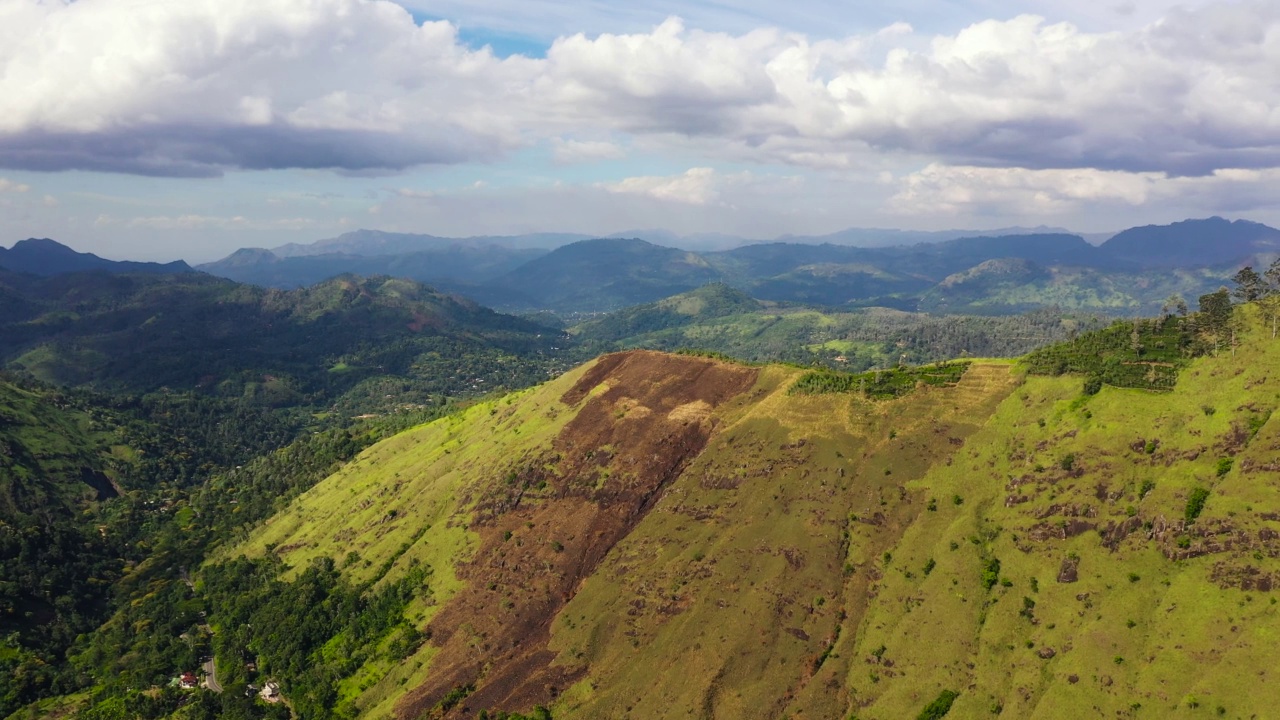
[{"xmin": 202, "ymin": 657, "xmax": 222, "ymax": 693}]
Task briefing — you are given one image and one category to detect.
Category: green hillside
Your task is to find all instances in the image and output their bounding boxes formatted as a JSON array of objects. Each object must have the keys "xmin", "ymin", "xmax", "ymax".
[
  {"xmin": 0, "ymin": 272, "xmax": 569, "ymax": 415},
  {"xmin": 61, "ymin": 299, "xmax": 1263, "ymax": 720},
  {"xmin": 575, "ymin": 293, "xmax": 1108, "ymax": 371},
  {"xmin": 15, "ymin": 292, "xmax": 1280, "ymax": 720}
]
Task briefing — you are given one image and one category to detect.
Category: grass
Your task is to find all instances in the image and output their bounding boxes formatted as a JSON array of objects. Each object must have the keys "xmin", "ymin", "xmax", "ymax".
[
  {"xmin": 219, "ymin": 361, "xmax": 596, "ymax": 714},
  {"xmin": 205, "ymin": 304, "xmax": 1280, "ymax": 719}
]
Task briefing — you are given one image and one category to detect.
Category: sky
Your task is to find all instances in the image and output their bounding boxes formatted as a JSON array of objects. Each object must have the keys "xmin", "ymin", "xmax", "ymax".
[{"xmin": 1, "ymin": 0, "xmax": 1278, "ymax": 262}]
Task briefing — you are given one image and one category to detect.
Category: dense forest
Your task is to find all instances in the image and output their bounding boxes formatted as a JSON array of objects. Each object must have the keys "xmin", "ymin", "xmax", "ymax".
[{"xmin": 576, "ymin": 291, "xmax": 1113, "ymax": 371}]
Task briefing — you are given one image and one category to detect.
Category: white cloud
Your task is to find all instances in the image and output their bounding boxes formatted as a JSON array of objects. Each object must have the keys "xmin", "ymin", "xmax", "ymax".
[
  {"xmin": 601, "ymin": 167, "xmax": 720, "ymax": 205},
  {"xmin": 889, "ymin": 164, "xmax": 1280, "ymax": 217},
  {"xmin": 0, "ymin": 0, "xmax": 1276, "ymax": 180},
  {"xmin": 0, "ymin": 178, "xmax": 31, "ymax": 193}
]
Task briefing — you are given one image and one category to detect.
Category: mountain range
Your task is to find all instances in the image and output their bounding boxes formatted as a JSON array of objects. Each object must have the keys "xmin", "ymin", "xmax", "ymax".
[{"xmin": 188, "ymin": 217, "xmax": 1280, "ymax": 314}]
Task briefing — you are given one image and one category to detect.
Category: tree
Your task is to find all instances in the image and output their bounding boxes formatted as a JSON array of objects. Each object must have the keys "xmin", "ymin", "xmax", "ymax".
[
  {"xmin": 1263, "ymin": 259, "xmax": 1280, "ymax": 339},
  {"xmin": 1160, "ymin": 294, "xmax": 1189, "ymax": 319},
  {"xmin": 1266, "ymin": 257, "xmax": 1280, "ymax": 291},
  {"xmin": 1198, "ymin": 288, "xmax": 1235, "ymax": 355},
  {"xmin": 1231, "ymin": 266, "xmax": 1267, "ymax": 303}
]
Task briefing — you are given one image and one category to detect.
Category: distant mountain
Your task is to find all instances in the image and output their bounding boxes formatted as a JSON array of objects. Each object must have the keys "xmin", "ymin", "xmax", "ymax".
[
  {"xmin": 776, "ymin": 225, "xmax": 1079, "ymax": 248},
  {"xmin": 482, "ymin": 237, "xmax": 723, "ymax": 313},
  {"xmin": 189, "ymin": 217, "xmax": 1280, "ymax": 316},
  {"xmin": 1099, "ymin": 217, "xmax": 1280, "ymax": 268},
  {"xmin": 197, "ymin": 244, "xmax": 547, "ymax": 289},
  {"xmin": 0, "ymin": 238, "xmax": 192, "ymax": 276},
  {"xmin": 270, "ymin": 229, "xmax": 589, "ymax": 258}
]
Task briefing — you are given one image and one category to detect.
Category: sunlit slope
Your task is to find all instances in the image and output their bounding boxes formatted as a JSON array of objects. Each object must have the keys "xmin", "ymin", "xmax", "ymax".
[
  {"xmin": 225, "ymin": 351, "xmax": 1022, "ymax": 719},
  {"xmin": 224, "ymin": 310, "xmax": 1280, "ymax": 719},
  {"xmin": 543, "ymin": 360, "xmax": 1019, "ymax": 720},
  {"xmin": 837, "ymin": 307, "xmax": 1280, "ymax": 719}
]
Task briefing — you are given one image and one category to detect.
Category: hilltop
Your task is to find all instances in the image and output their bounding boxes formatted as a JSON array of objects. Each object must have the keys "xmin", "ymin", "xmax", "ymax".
[
  {"xmin": 0, "ymin": 239, "xmax": 192, "ymax": 277},
  {"xmin": 69, "ymin": 299, "xmax": 1270, "ymax": 720}
]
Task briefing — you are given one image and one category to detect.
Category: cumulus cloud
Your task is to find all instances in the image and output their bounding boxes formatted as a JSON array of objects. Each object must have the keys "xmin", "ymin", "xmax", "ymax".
[
  {"xmin": 889, "ymin": 164, "xmax": 1280, "ymax": 216},
  {"xmin": 0, "ymin": 178, "xmax": 31, "ymax": 193},
  {"xmin": 601, "ymin": 167, "xmax": 721, "ymax": 205},
  {"xmin": 1, "ymin": 0, "xmax": 1278, "ymax": 177}
]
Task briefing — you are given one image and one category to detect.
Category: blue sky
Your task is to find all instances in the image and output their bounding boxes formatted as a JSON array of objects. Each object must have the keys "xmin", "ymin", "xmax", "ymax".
[{"xmin": 1, "ymin": 0, "xmax": 1276, "ymax": 262}]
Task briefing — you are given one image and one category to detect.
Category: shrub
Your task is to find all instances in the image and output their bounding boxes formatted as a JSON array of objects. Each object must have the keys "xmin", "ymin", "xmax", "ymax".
[
  {"xmin": 1216, "ymin": 457, "xmax": 1234, "ymax": 477},
  {"xmin": 917, "ymin": 690, "xmax": 960, "ymax": 720},
  {"xmin": 1083, "ymin": 376, "xmax": 1103, "ymax": 395},
  {"xmin": 981, "ymin": 558, "xmax": 1001, "ymax": 591},
  {"xmin": 1185, "ymin": 487, "xmax": 1211, "ymax": 524}
]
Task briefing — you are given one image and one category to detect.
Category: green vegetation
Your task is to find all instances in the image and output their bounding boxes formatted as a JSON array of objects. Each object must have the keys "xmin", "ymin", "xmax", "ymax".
[
  {"xmin": 0, "ymin": 272, "xmax": 570, "ymax": 415},
  {"xmin": 791, "ymin": 361, "xmax": 969, "ymax": 399},
  {"xmin": 1023, "ymin": 315, "xmax": 1201, "ymax": 390},
  {"xmin": 11, "ymin": 270, "xmax": 1280, "ymax": 720},
  {"xmin": 916, "ymin": 690, "xmax": 959, "ymax": 720},
  {"xmin": 1185, "ymin": 487, "xmax": 1211, "ymax": 524},
  {"xmin": 577, "ymin": 294, "xmax": 1108, "ymax": 371}
]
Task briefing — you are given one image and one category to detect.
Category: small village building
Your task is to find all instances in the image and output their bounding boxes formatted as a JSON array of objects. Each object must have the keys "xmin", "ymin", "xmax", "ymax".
[
  {"xmin": 260, "ymin": 681, "xmax": 282, "ymax": 703},
  {"xmin": 179, "ymin": 672, "xmax": 199, "ymax": 690}
]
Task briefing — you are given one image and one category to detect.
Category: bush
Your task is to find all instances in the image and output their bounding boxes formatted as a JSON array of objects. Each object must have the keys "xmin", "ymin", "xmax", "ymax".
[
  {"xmin": 1185, "ymin": 487, "xmax": 1211, "ymax": 524},
  {"xmin": 981, "ymin": 558, "xmax": 1001, "ymax": 591},
  {"xmin": 917, "ymin": 690, "xmax": 960, "ymax": 720},
  {"xmin": 1083, "ymin": 376, "xmax": 1103, "ymax": 395},
  {"xmin": 1215, "ymin": 457, "xmax": 1234, "ymax": 477}
]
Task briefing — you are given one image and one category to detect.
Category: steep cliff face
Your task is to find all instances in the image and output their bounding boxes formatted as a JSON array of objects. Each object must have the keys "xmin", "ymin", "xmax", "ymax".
[{"xmin": 226, "ymin": 312, "xmax": 1280, "ymax": 719}]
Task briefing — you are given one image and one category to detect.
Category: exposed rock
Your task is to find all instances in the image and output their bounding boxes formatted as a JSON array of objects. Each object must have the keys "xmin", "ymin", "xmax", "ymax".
[{"xmin": 1058, "ymin": 556, "xmax": 1080, "ymax": 583}]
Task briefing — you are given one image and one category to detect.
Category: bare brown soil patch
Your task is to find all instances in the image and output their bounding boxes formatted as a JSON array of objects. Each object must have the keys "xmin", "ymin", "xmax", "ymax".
[{"xmin": 394, "ymin": 351, "xmax": 758, "ymax": 719}]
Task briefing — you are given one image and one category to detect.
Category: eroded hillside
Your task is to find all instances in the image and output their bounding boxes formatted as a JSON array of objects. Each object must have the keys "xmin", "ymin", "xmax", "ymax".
[{"xmin": 216, "ymin": 310, "xmax": 1280, "ymax": 720}]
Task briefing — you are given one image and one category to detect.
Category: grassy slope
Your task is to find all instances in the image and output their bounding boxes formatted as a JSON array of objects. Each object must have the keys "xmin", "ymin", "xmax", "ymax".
[
  {"xmin": 217, "ymin": 308, "xmax": 1280, "ymax": 719},
  {"xmin": 0, "ymin": 380, "xmax": 114, "ymax": 519},
  {"xmin": 219, "ymin": 363, "xmax": 595, "ymax": 717},
  {"xmin": 841, "ymin": 305, "xmax": 1280, "ymax": 719}
]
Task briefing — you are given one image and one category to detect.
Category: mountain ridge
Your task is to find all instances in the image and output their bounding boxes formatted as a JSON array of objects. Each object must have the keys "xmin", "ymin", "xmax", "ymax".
[
  {"xmin": 0, "ymin": 238, "xmax": 193, "ymax": 277},
  {"xmin": 194, "ymin": 218, "xmax": 1277, "ymax": 314}
]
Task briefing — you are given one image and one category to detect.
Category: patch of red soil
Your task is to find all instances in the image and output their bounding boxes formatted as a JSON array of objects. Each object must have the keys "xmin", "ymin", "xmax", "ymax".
[{"xmin": 394, "ymin": 351, "xmax": 758, "ymax": 719}]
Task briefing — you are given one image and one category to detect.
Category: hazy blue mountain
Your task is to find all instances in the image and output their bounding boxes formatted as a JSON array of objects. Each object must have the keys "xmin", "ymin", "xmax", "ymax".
[
  {"xmin": 0, "ymin": 238, "xmax": 193, "ymax": 276},
  {"xmin": 270, "ymin": 229, "xmax": 589, "ymax": 257},
  {"xmin": 481, "ymin": 237, "xmax": 723, "ymax": 313},
  {"xmin": 1099, "ymin": 216, "xmax": 1280, "ymax": 268},
  {"xmin": 197, "ymin": 244, "xmax": 547, "ymax": 289},
  {"xmin": 774, "ymin": 224, "xmax": 1079, "ymax": 248}
]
